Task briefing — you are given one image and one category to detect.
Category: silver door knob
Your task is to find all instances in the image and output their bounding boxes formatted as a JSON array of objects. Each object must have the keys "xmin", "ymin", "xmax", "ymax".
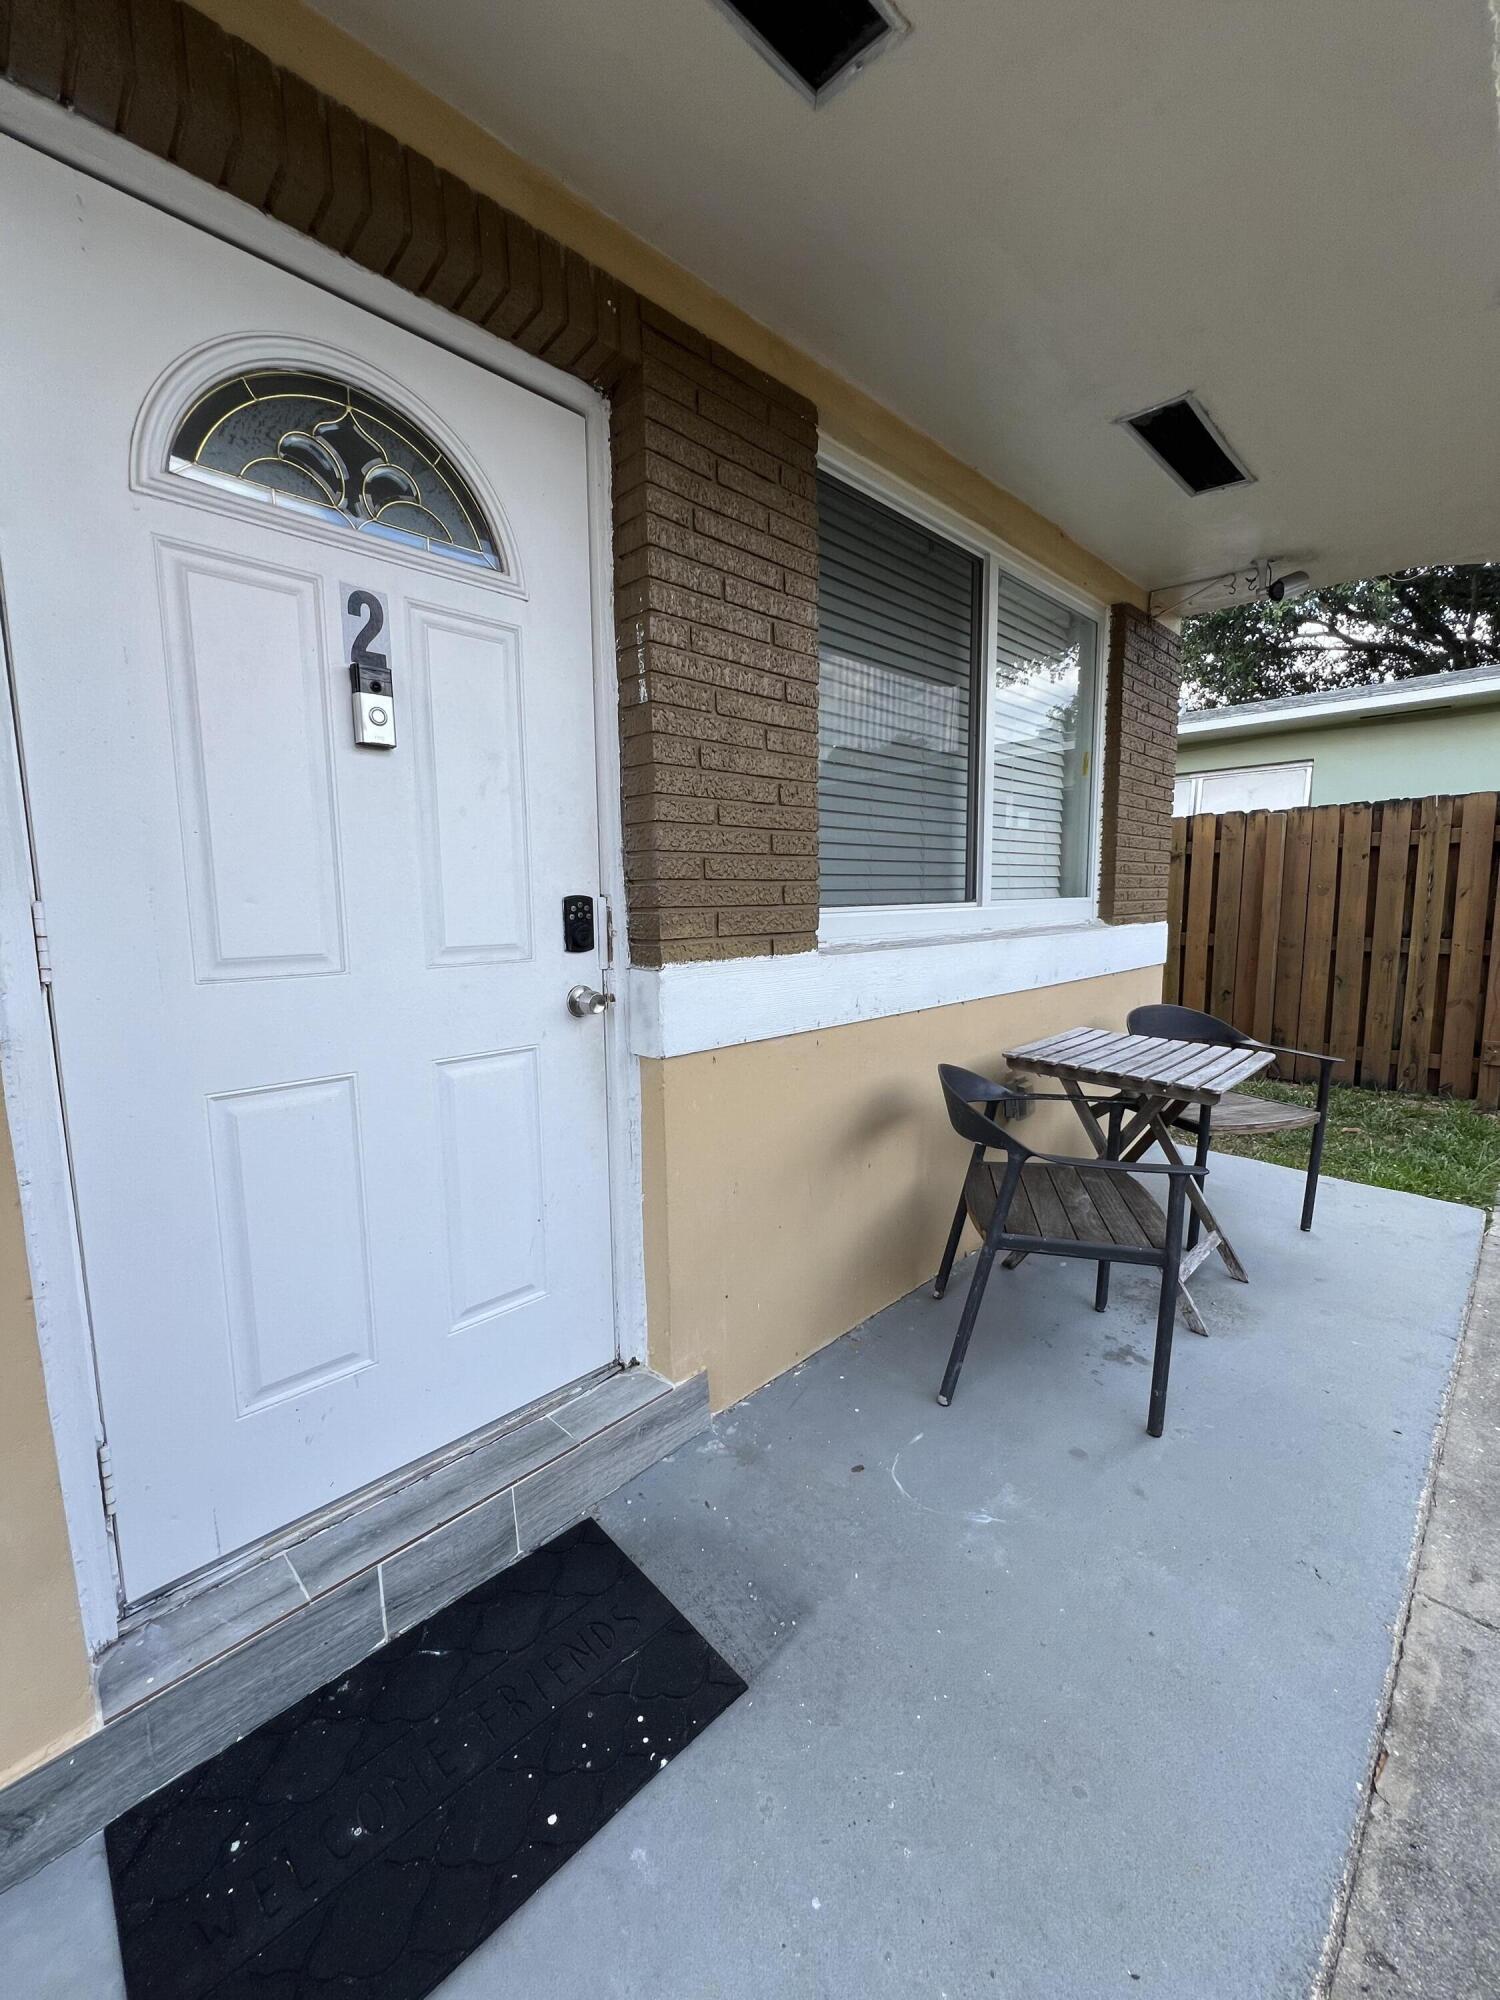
[{"xmin": 566, "ymin": 984, "xmax": 613, "ymax": 1018}]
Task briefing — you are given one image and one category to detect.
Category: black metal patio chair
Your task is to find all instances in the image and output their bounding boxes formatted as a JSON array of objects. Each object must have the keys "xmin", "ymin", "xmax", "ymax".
[
  {"xmin": 1125, "ymin": 1003, "xmax": 1343, "ymax": 1233},
  {"xmin": 931, "ymin": 1064, "xmax": 1207, "ymax": 1438}
]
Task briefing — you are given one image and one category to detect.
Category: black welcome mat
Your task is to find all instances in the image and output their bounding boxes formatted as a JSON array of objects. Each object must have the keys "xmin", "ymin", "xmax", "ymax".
[{"xmin": 106, "ymin": 1520, "xmax": 745, "ymax": 2000}]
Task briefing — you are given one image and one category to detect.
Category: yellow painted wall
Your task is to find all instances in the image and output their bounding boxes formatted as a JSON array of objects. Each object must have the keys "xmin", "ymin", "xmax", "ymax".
[
  {"xmin": 641, "ymin": 964, "xmax": 1165, "ymax": 1410},
  {"xmin": 0, "ymin": 1120, "xmax": 96, "ymax": 1789},
  {"xmin": 192, "ymin": 0, "xmax": 1144, "ymax": 613}
]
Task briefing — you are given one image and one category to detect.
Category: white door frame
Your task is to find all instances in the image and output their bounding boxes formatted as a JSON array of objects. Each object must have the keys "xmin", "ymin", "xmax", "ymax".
[{"xmin": 0, "ymin": 82, "xmax": 646, "ymax": 1657}]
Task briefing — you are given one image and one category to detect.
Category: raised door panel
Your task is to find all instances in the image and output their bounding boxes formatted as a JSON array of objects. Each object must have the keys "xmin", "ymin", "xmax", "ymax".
[
  {"xmin": 409, "ymin": 603, "xmax": 531, "ymax": 966},
  {"xmin": 436, "ymin": 1048, "xmax": 546, "ymax": 1335},
  {"xmin": 208, "ymin": 1075, "xmax": 377, "ymax": 1414},
  {"xmin": 157, "ymin": 540, "xmax": 345, "ymax": 981}
]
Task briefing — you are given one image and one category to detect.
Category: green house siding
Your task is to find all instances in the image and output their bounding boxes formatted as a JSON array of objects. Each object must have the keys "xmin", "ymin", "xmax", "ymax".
[{"xmin": 1177, "ymin": 704, "xmax": 1500, "ymax": 807}]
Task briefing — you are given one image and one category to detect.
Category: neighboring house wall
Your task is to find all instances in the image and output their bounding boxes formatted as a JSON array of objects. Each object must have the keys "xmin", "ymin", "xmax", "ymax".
[
  {"xmin": 1177, "ymin": 705, "xmax": 1500, "ymax": 807},
  {"xmin": 0, "ymin": 0, "xmax": 1177, "ymax": 1791}
]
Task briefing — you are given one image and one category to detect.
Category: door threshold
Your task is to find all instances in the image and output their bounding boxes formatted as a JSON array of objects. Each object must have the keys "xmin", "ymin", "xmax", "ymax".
[
  {"xmin": 0, "ymin": 1366, "xmax": 709, "ymax": 1897},
  {"xmin": 99, "ymin": 1365, "xmax": 692, "ymax": 1719},
  {"xmin": 118, "ymin": 1362, "xmax": 623, "ymax": 1623}
]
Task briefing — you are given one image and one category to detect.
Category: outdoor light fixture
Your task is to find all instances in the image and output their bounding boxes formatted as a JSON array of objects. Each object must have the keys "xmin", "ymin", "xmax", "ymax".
[{"xmin": 1147, "ymin": 560, "xmax": 1316, "ymax": 621}]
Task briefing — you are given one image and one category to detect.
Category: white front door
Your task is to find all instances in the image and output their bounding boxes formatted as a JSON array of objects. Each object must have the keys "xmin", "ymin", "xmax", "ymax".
[{"xmin": 0, "ymin": 146, "xmax": 618, "ymax": 1600}]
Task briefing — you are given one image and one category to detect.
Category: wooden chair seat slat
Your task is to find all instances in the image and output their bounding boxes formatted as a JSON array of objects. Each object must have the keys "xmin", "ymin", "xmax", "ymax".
[
  {"xmin": 1113, "ymin": 1170, "xmax": 1172, "ymax": 1247},
  {"xmin": 965, "ymin": 1158, "xmax": 1166, "ymax": 1250},
  {"xmin": 1196, "ymin": 1091, "xmax": 1321, "ymax": 1133}
]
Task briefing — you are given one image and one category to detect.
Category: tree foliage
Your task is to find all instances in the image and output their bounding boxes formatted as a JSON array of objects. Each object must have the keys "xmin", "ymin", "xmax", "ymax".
[{"xmin": 1180, "ymin": 564, "xmax": 1500, "ymax": 709}]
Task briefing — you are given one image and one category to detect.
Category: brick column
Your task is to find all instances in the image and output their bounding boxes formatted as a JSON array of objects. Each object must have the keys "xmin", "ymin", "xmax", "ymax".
[
  {"xmin": 1098, "ymin": 604, "xmax": 1181, "ymax": 923},
  {"xmin": 611, "ymin": 306, "xmax": 821, "ymax": 963}
]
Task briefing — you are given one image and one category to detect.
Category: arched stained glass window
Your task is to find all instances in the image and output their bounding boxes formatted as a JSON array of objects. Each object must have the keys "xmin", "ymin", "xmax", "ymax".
[{"xmin": 168, "ymin": 368, "xmax": 504, "ymax": 571}]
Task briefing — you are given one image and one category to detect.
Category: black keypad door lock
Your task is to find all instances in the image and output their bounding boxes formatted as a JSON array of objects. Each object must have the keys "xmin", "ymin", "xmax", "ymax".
[{"xmin": 562, "ymin": 896, "xmax": 595, "ymax": 954}]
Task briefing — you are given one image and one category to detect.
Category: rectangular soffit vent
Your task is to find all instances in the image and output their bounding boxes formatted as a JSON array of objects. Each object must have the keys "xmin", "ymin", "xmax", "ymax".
[
  {"xmin": 711, "ymin": 1, "xmax": 910, "ymax": 105},
  {"xmin": 1119, "ymin": 394, "xmax": 1254, "ymax": 496}
]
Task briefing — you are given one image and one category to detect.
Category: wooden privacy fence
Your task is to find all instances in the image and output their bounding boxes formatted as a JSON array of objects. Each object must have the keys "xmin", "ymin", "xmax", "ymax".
[{"xmin": 1166, "ymin": 794, "xmax": 1500, "ymax": 1105}]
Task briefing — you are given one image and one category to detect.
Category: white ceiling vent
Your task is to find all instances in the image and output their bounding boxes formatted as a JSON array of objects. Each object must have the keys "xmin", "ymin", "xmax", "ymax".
[
  {"xmin": 1118, "ymin": 394, "xmax": 1255, "ymax": 497},
  {"xmin": 709, "ymin": 1, "xmax": 911, "ymax": 106}
]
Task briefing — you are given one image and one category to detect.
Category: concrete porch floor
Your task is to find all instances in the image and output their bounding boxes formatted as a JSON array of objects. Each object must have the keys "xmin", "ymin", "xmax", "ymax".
[
  {"xmin": 461, "ymin": 1153, "xmax": 1482, "ymax": 1998},
  {"xmin": 2, "ymin": 1154, "xmax": 1483, "ymax": 1998}
]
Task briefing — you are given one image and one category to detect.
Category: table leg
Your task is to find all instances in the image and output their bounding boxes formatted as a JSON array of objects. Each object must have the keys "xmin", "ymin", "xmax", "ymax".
[
  {"xmin": 1061, "ymin": 1083, "xmax": 1210, "ymax": 1335},
  {"xmin": 1145, "ymin": 1113, "xmax": 1249, "ymax": 1285}
]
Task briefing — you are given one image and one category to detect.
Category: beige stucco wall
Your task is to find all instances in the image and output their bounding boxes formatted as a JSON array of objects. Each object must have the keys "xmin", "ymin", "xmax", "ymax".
[
  {"xmin": 641, "ymin": 964, "xmax": 1165, "ymax": 1410},
  {"xmin": 0, "ymin": 1119, "xmax": 96, "ymax": 1789}
]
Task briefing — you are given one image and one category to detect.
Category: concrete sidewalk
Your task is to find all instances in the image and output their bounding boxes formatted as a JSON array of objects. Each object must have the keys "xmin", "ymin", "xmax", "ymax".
[{"xmin": 1325, "ymin": 1225, "xmax": 1500, "ymax": 2000}]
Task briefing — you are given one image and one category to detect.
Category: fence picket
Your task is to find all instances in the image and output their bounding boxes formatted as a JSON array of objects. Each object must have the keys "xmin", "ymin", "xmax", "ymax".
[
  {"xmin": 1181, "ymin": 812, "xmax": 1217, "ymax": 1010},
  {"xmin": 1480, "ymin": 914, "xmax": 1500, "ymax": 1110},
  {"xmin": 1271, "ymin": 807, "xmax": 1313, "ymax": 1073},
  {"xmin": 1234, "ymin": 811, "xmax": 1268, "ymax": 1033},
  {"xmin": 1355, "ymin": 799, "xmax": 1411, "ymax": 1089},
  {"xmin": 1330, "ymin": 805, "xmax": 1372, "ymax": 1080},
  {"xmin": 1295, "ymin": 805, "xmax": 1342, "ymax": 1082},
  {"xmin": 1210, "ymin": 813, "xmax": 1245, "ymax": 1025},
  {"xmin": 1442, "ymin": 792, "xmax": 1498, "ymax": 1097},
  {"xmin": 1398, "ymin": 797, "xmax": 1453, "ymax": 1093},
  {"xmin": 1252, "ymin": 812, "xmax": 1286, "ymax": 1045},
  {"xmin": 1165, "ymin": 819, "xmax": 1186, "ymax": 1004}
]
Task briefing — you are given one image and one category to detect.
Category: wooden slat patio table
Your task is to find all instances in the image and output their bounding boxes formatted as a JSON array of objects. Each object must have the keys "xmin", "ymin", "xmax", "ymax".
[{"xmin": 1000, "ymin": 1027, "xmax": 1276, "ymax": 1334}]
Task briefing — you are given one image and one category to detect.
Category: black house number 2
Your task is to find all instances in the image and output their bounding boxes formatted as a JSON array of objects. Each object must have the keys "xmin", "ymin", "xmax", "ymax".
[{"xmin": 345, "ymin": 588, "xmax": 388, "ymax": 673}]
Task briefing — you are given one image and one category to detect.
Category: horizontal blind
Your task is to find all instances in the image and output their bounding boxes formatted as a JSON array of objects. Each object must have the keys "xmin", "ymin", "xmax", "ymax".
[
  {"xmin": 990, "ymin": 572, "xmax": 1097, "ymax": 901},
  {"xmin": 818, "ymin": 474, "xmax": 980, "ymax": 907}
]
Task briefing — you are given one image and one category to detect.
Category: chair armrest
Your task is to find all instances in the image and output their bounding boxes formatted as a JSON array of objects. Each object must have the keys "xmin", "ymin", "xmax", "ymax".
[{"xmin": 1244, "ymin": 1042, "xmax": 1346, "ymax": 1069}]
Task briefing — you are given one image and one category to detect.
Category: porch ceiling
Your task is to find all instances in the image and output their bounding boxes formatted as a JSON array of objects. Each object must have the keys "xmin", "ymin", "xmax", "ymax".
[{"xmin": 305, "ymin": 0, "xmax": 1500, "ymax": 593}]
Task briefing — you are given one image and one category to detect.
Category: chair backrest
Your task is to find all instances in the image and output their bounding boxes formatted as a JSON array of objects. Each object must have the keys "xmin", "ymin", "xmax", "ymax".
[
  {"xmin": 937, "ymin": 1064, "xmax": 1033, "ymax": 1157},
  {"xmin": 1126, "ymin": 1003, "xmax": 1250, "ymax": 1048}
]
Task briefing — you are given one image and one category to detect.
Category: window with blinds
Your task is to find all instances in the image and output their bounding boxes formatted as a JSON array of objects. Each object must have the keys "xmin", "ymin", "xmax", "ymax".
[
  {"xmin": 817, "ymin": 474, "xmax": 980, "ymax": 907},
  {"xmin": 816, "ymin": 471, "xmax": 1100, "ymax": 918},
  {"xmin": 990, "ymin": 571, "xmax": 1098, "ymax": 901}
]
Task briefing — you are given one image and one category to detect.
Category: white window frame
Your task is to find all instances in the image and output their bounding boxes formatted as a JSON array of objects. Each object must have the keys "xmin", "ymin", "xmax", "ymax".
[
  {"xmin": 1175, "ymin": 760, "xmax": 1313, "ymax": 815},
  {"xmin": 816, "ymin": 444, "xmax": 1109, "ymax": 948}
]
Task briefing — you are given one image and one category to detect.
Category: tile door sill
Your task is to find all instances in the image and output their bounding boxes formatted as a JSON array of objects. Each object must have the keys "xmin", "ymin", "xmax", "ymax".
[
  {"xmin": 0, "ymin": 1369, "xmax": 708, "ymax": 1898},
  {"xmin": 97, "ymin": 1366, "xmax": 692, "ymax": 1720}
]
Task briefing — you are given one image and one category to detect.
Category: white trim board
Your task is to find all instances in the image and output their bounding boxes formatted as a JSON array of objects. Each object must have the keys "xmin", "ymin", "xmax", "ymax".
[
  {"xmin": 0, "ymin": 92, "xmax": 647, "ymax": 1651},
  {"xmin": 628, "ymin": 920, "xmax": 1168, "ymax": 1059}
]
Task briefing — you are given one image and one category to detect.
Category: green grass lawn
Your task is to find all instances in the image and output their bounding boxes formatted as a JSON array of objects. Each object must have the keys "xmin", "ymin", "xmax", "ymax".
[{"xmin": 1214, "ymin": 1081, "xmax": 1500, "ymax": 1211}]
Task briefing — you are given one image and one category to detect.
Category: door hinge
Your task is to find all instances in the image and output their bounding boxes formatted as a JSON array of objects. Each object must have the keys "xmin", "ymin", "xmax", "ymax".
[
  {"xmin": 96, "ymin": 1440, "xmax": 118, "ymax": 1521},
  {"xmin": 30, "ymin": 898, "xmax": 52, "ymax": 987}
]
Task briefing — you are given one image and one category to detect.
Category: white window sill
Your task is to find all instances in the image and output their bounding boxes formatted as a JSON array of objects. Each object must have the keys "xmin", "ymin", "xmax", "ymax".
[
  {"xmin": 818, "ymin": 898, "xmax": 1096, "ymax": 952},
  {"xmin": 627, "ymin": 915, "xmax": 1168, "ymax": 1058}
]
